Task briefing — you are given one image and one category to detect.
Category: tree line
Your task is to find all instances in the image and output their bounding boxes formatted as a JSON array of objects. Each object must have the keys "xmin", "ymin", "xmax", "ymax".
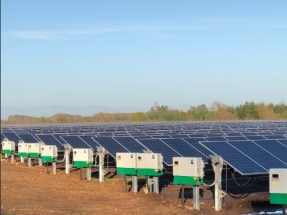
[{"xmin": 3, "ymin": 101, "xmax": 287, "ymax": 124}]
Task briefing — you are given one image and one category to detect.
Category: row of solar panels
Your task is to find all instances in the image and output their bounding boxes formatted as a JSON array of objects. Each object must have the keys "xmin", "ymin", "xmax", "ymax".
[
  {"xmin": 1, "ymin": 122, "xmax": 287, "ymax": 176},
  {"xmin": 2, "ymin": 131, "xmax": 287, "ymax": 175},
  {"xmin": 2, "ymin": 121, "xmax": 287, "ymax": 133}
]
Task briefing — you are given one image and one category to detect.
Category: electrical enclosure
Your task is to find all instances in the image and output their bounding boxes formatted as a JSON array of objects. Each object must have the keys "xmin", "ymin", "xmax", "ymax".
[
  {"xmin": 41, "ymin": 145, "xmax": 58, "ymax": 162},
  {"xmin": 173, "ymin": 157, "xmax": 205, "ymax": 185},
  {"xmin": 73, "ymin": 148, "xmax": 93, "ymax": 168},
  {"xmin": 269, "ymin": 168, "xmax": 287, "ymax": 204},
  {"xmin": 18, "ymin": 142, "xmax": 29, "ymax": 158},
  {"xmin": 28, "ymin": 143, "xmax": 42, "ymax": 158},
  {"xmin": 2, "ymin": 140, "xmax": 15, "ymax": 154},
  {"xmin": 136, "ymin": 153, "xmax": 163, "ymax": 176},
  {"xmin": 116, "ymin": 152, "xmax": 137, "ymax": 175}
]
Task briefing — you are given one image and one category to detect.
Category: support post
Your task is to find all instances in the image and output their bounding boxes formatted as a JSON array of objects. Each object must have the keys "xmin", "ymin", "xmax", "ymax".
[
  {"xmin": 211, "ymin": 156, "xmax": 224, "ymax": 212},
  {"xmin": 39, "ymin": 158, "xmax": 43, "ymax": 166},
  {"xmin": 97, "ymin": 147, "xmax": 106, "ymax": 182},
  {"xmin": 28, "ymin": 158, "xmax": 32, "ymax": 167},
  {"xmin": 153, "ymin": 177, "xmax": 159, "ymax": 194},
  {"xmin": 52, "ymin": 162, "xmax": 56, "ymax": 175},
  {"xmin": 193, "ymin": 186, "xmax": 200, "ymax": 211},
  {"xmin": 64, "ymin": 144, "xmax": 72, "ymax": 175},
  {"xmin": 181, "ymin": 185, "xmax": 185, "ymax": 207},
  {"xmin": 21, "ymin": 157, "xmax": 24, "ymax": 163},
  {"xmin": 131, "ymin": 176, "xmax": 138, "ymax": 193},
  {"xmin": 86, "ymin": 167, "xmax": 91, "ymax": 181},
  {"xmin": 5, "ymin": 154, "xmax": 8, "ymax": 159},
  {"xmin": 11, "ymin": 154, "xmax": 15, "ymax": 164},
  {"xmin": 283, "ymin": 205, "xmax": 286, "ymax": 215}
]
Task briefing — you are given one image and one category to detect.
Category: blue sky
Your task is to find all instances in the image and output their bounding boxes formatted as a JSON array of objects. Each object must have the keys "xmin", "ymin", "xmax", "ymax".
[{"xmin": 2, "ymin": 1, "xmax": 287, "ymax": 118}]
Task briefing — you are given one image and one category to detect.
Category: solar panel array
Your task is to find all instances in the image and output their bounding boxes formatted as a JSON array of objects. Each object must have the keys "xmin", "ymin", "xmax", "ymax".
[{"xmin": 1, "ymin": 121, "xmax": 287, "ymax": 173}]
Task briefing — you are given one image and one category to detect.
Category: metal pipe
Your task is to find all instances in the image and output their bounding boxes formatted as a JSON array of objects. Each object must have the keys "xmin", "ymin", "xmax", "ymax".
[
  {"xmin": 5, "ymin": 154, "xmax": 8, "ymax": 159},
  {"xmin": 39, "ymin": 158, "xmax": 43, "ymax": 166},
  {"xmin": 28, "ymin": 158, "xmax": 31, "ymax": 167},
  {"xmin": 215, "ymin": 164, "xmax": 222, "ymax": 211},
  {"xmin": 181, "ymin": 185, "xmax": 185, "ymax": 207},
  {"xmin": 21, "ymin": 157, "xmax": 24, "ymax": 163},
  {"xmin": 132, "ymin": 176, "xmax": 138, "ymax": 193},
  {"xmin": 193, "ymin": 186, "xmax": 200, "ymax": 211},
  {"xmin": 86, "ymin": 167, "xmax": 91, "ymax": 181},
  {"xmin": 153, "ymin": 177, "xmax": 159, "ymax": 194},
  {"xmin": 52, "ymin": 162, "xmax": 56, "ymax": 175},
  {"xmin": 99, "ymin": 153, "xmax": 104, "ymax": 182},
  {"xmin": 65, "ymin": 150, "xmax": 70, "ymax": 174}
]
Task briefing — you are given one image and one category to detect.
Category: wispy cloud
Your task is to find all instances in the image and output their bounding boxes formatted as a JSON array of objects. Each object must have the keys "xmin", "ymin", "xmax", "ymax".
[{"xmin": 6, "ymin": 24, "xmax": 218, "ymax": 40}]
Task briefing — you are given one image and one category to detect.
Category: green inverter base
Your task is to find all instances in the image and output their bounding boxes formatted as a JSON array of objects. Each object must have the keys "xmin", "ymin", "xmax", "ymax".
[
  {"xmin": 18, "ymin": 152, "xmax": 29, "ymax": 158},
  {"xmin": 270, "ymin": 193, "xmax": 287, "ymax": 205},
  {"xmin": 29, "ymin": 153, "xmax": 40, "ymax": 158},
  {"xmin": 41, "ymin": 156, "xmax": 58, "ymax": 162},
  {"xmin": 173, "ymin": 175, "xmax": 204, "ymax": 186},
  {"xmin": 73, "ymin": 161, "xmax": 93, "ymax": 168},
  {"xmin": 117, "ymin": 167, "xmax": 137, "ymax": 175},
  {"xmin": 137, "ymin": 168, "xmax": 163, "ymax": 177},
  {"xmin": 2, "ymin": 150, "xmax": 15, "ymax": 155}
]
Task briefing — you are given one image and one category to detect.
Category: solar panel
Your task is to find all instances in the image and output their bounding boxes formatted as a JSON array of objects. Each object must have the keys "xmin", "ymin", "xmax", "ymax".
[
  {"xmin": 183, "ymin": 138, "xmax": 214, "ymax": 160},
  {"xmin": 92, "ymin": 137, "xmax": 128, "ymax": 158},
  {"xmin": 204, "ymin": 137, "xmax": 227, "ymax": 142},
  {"xmin": 263, "ymin": 135, "xmax": 285, "ymax": 140},
  {"xmin": 200, "ymin": 141, "xmax": 267, "ymax": 175},
  {"xmin": 18, "ymin": 134, "xmax": 39, "ymax": 143},
  {"xmin": 114, "ymin": 137, "xmax": 147, "ymax": 153},
  {"xmin": 243, "ymin": 135, "xmax": 266, "ymax": 141},
  {"xmin": 277, "ymin": 139, "xmax": 287, "ymax": 147},
  {"xmin": 36, "ymin": 134, "xmax": 64, "ymax": 150},
  {"xmin": 2, "ymin": 132, "xmax": 21, "ymax": 145},
  {"xmin": 228, "ymin": 140, "xmax": 287, "ymax": 170},
  {"xmin": 61, "ymin": 136, "xmax": 94, "ymax": 151},
  {"xmin": 161, "ymin": 138, "xmax": 209, "ymax": 162},
  {"xmin": 78, "ymin": 136, "xmax": 100, "ymax": 148},
  {"xmin": 225, "ymin": 136, "xmax": 247, "ymax": 141},
  {"xmin": 253, "ymin": 140, "xmax": 287, "ymax": 164},
  {"xmin": 138, "ymin": 139, "xmax": 181, "ymax": 166}
]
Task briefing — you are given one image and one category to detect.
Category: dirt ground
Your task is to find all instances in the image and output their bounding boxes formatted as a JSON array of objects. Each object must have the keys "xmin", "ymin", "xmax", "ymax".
[{"xmin": 1, "ymin": 159, "xmax": 282, "ymax": 215}]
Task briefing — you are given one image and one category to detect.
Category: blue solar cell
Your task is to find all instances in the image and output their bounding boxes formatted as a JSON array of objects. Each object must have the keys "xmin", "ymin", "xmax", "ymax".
[
  {"xmin": 253, "ymin": 140, "xmax": 287, "ymax": 164},
  {"xmin": 204, "ymin": 137, "xmax": 227, "ymax": 142},
  {"xmin": 61, "ymin": 136, "xmax": 94, "ymax": 150},
  {"xmin": 36, "ymin": 134, "xmax": 64, "ymax": 150},
  {"xmin": 200, "ymin": 141, "xmax": 267, "ymax": 175},
  {"xmin": 138, "ymin": 139, "xmax": 181, "ymax": 166},
  {"xmin": 52, "ymin": 134, "xmax": 67, "ymax": 145},
  {"xmin": 243, "ymin": 135, "xmax": 266, "ymax": 141},
  {"xmin": 225, "ymin": 136, "xmax": 247, "ymax": 141},
  {"xmin": 183, "ymin": 138, "xmax": 214, "ymax": 159},
  {"xmin": 224, "ymin": 133, "xmax": 243, "ymax": 137},
  {"xmin": 114, "ymin": 137, "xmax": 147, "ymax": 153},
  {"xmin": 79, "ymin": 136, "xmax": 101, "ymax": 148},
  {"xmin": 92, "ymin": 137, "xmax": 128, "ymax": 158},
  {"xmin": 18, "ymin": 134, "xmax": 39, "ymax": 143},
  {"xmin": 2, "ymin": 133, "xmax": 21, "ymax": 145},
  {"xmin": 188, "ymin": 134, "xmax": 207, "ymax": 138},
  {"xmin": 161, "ymin": 138, "xmax": 209, "ymax": 162},
  {"xmin": 151, "ymin": 135, "xmax": 171, "ymax": 139},
  {"xmin": 228, "ymin": 141, "xmax": 287, "ymax": 170},
  {"xmin": 264, "ymin": 135, "xmax": 285, "ymax": 140},
  {"xmin": 205, "ymin": 133, "xmax": 224, "ymax": 137},
  {"xmin": 277, "ymin": 139, "xmax": 287, "ymax": 147}
]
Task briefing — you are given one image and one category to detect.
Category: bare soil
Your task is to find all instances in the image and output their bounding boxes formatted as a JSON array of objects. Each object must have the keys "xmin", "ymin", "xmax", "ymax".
[{"xmin": 1, "ymin": 159, "xmax": 281, "ymax": 215}]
